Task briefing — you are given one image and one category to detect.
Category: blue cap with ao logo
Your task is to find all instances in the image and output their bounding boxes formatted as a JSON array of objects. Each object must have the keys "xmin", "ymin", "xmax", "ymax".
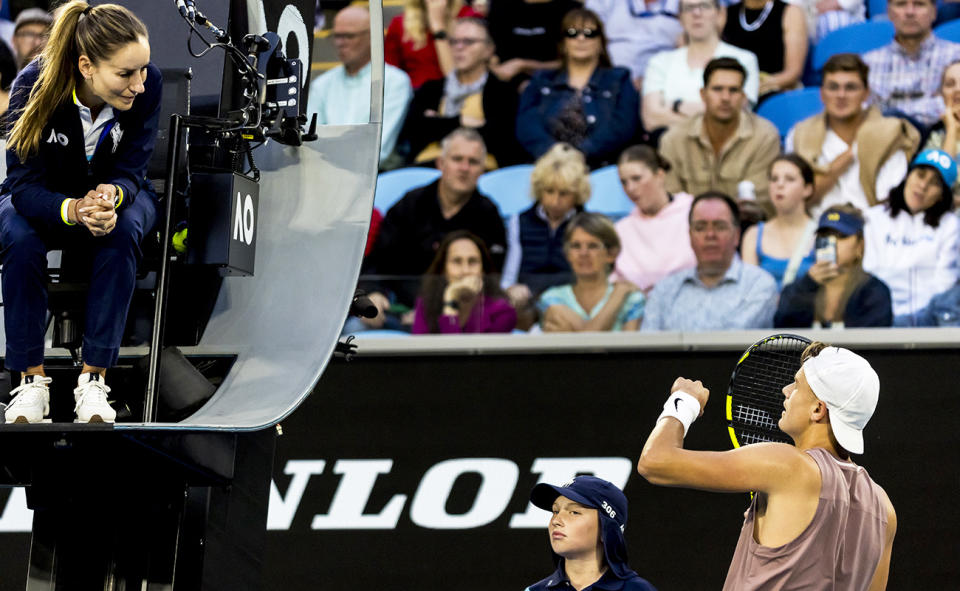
[{"xmin": 912, "ymin": 149, "xmax": 958, "ymax": 187}]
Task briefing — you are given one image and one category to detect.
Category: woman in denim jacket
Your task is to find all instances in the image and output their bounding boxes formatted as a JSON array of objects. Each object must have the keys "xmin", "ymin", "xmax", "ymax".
[{"xmin": 515, "ymin": 8, "xmax": 640, "ymax": 169}]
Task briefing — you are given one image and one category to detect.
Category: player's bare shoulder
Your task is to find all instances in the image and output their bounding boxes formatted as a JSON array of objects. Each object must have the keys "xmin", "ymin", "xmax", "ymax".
[{"xmin": 732, "ymin": 441, "xmax": 821, "ymax": 495}]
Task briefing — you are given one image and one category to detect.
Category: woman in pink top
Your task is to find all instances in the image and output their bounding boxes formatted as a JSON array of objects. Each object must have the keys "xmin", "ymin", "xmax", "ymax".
[
  {"xmin": 412, "ymin": 230, "xmax": 517, "ymax": 334},
  {"xmin": 385, "ymin": 0, "xmax": 482, "ymax": 89},
  {"xmin": 610, "ymin": 145, "xmax": 697, "ymax": 292}
]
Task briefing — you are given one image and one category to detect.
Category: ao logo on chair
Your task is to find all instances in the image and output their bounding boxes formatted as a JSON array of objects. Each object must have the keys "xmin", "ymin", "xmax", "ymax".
[{"xmin": 232, "ymin": 191, "xmax": 256, "ymax": 245}]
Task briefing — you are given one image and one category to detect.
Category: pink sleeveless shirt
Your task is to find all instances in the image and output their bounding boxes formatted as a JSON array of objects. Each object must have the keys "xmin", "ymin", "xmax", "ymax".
[{"xmin": 722, "ymin": 448, "xmax": 888, "ymax": 591}]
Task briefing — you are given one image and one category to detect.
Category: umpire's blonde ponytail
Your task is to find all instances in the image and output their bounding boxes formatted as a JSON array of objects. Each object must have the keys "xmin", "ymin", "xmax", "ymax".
[{"xmin": 7, "ymin": 1, "xmax": 148, "ymax": 160}]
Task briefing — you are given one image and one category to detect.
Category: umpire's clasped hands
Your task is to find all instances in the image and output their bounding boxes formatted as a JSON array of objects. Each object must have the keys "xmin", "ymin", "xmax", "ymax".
[{"xmin": 77, "ymin": 184, "xmax": 118, "ymax": 237}]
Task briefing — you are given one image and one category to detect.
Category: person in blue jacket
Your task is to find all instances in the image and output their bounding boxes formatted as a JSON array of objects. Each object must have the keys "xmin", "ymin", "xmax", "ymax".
[
  {"xmin": 774, "ymin": 205, "xmax": 893, "ymax": 329},
  {"xmin": 515, "ymin": 8, "xmax": 640, "ymax": 169},
  {"xmin": 1, "ymin": 1, "xmax": 161, "ymax": 424},
  {"xmin": 525, "ymin": 475, "xmax": 657, "ymax": 591}
]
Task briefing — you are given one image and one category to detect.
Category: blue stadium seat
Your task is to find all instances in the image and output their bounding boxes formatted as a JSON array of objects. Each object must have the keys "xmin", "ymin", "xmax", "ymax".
[
  {"xmin": 757, "ymin": 88, "xmax": 825, "ymax": 139},
  {"xmin": 374, "ymin": 167, "xmax": 442, "ymax": 212},
  {"xmin": 812, "ymin": 20, "xmax": 894, "ymax": 72},
  {"xmin": 477, "ymin": 164, "xmax": 536, "ymax": 217},
  {"xmin": 357, "ymin": 329, "xmax": 410, "ymax": 337},
  {"xmin": 935, "ymin": 19, "xmax": 960, "ymax": 43},
  {"xmin": 587, "ymin": 165, "xmax": 634, "ymax": 219}
]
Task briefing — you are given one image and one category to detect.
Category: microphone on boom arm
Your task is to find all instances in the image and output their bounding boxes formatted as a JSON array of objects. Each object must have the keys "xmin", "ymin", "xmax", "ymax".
[{"xmin": 173, "ymin": 0, "xmax": 195, "ymax": 22}]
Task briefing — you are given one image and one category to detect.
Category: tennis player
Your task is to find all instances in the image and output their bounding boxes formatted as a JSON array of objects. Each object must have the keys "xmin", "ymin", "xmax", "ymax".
[
  {"xmin": 525, "ymin": 475, "xmax": 657, "ymax": 591},
  {"xmin": 637, "ymin": 342, "xmax": 895, "ymax": 590}
]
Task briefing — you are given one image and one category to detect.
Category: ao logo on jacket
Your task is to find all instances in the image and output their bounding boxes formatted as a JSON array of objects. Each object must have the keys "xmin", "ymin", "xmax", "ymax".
[{"xmin": 45, "ymin": 128, "xmax": 68, "ymax": 147}]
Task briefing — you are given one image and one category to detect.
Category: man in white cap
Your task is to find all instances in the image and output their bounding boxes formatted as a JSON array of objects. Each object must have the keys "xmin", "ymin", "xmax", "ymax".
[{"xmin": 637, "ymin": 341, "xmax": 896, "ymax": 590}]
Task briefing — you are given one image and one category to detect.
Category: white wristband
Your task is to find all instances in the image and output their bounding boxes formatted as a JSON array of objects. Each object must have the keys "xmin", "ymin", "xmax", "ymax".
[{"xmin": 657, "ymin": 391, "xmax": 701, "ymax": 438}]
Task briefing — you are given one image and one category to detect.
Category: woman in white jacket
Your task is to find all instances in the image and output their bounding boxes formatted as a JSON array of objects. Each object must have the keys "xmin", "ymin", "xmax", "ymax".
[{"xmin": 863, "ymin": 149, "xmax": 960, "ymax": 325}]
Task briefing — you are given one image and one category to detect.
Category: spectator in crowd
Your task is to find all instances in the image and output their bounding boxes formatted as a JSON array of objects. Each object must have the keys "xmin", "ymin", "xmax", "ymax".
[
  {"xmin": 11, "ymin": 8, "xmax": 50, "ymax": 70},
  {"xmin": 398, "ymin": 17, "xmax": 521, "ymax": 168},
  {"xmin": 864, "ymin": 149, "xmax": 960, "ymax": 324},
  {"xmin": 775, "ymin": 204, "xmax": 893, "ymax": 328},
  {"xmin": 307, "ymin": 5, "xmax": 413, "ymax": 162},
  {"xmin": 610, "ymin": 145, "xmax": 696, "ymax": 292},
  {"xmin": 585, "ymin": 0, "xmax": 684, "ymax": 90},
  {"xmin": 412, "ymin": 230, "xmax": 517, "ymax": 333},
  {"xmin": 502, "ymin": 143, "xmax": 589, "ymax": 330},
  {"xmin": 659, "ymin": 58, "xmax": 780, "ymax": 213},
  {"xmin": 358, "ymin": 128, "xmax": 507, "ymax": 329},
  {"xmin": 786, "ymin": 53, "xmax": 916, "ymax": 218},
  {"xmin": 538, "ymin": 212, "xmax": 644, "ymax": 332},
  {"xmin": 641, "ymin": 192, "xmax": 779, "ymax": 331},
  {"xmin": 796, "ymin": 0, "xmax": 865, "ymax": 44},
  {"xmin": 516, "ymin": 8, "xmax": 640, "ymax": 168},
  {"xmin": 919, "ymin": 59, "xmax": 960, "ymax": 201},
  {"xmin": 863, "ymin": 0, "xmax": 960, "ymax": 129},
  {"xmin": 385, "ymin": 0, "xmax": 482, "ymax": 90},
  {"xmin": 643, "ymin": 0, "xmax": 760, "ymax": 133},
  {"xmin": 721, "ymin": 0, "xmax": 808, "ymax": 98},
  {"xmin": 742, "ymin": 154, "xmax": 817, "ymax": 288},
  {"xmin": 487, "ymin": 0, "xmax": 581, "ymax": 87}
]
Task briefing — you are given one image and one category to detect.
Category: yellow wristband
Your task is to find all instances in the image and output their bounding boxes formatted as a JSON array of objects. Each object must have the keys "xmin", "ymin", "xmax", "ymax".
[
  {"xmin": 114, "ymin": 185, "xmax": 124, "ymax": 208},
  {"xmin": 60, "ymin": 199, "xmax": 76, "ymax": 226}
]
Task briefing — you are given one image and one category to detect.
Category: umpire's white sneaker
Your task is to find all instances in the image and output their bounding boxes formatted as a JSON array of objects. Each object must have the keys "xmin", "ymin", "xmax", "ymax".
[
  {"xmin": 74, "ymin": 373, "xmax": 116, "ymax": 423},
  {"xmin": 5, "ymin": 375, "xmax": 52, "ymax": 424}
]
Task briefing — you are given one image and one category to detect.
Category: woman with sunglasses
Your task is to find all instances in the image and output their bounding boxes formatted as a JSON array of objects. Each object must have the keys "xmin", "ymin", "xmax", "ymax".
[{"xmin": 516, "ymin": 8, "xmax": 639, "ymax": 169}]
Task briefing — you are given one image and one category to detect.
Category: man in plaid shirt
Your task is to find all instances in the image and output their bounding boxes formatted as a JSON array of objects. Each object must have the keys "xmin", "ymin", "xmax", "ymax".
[{"xmin": 863, "ymin": 0, "xmax": 960, "ymax": 129}]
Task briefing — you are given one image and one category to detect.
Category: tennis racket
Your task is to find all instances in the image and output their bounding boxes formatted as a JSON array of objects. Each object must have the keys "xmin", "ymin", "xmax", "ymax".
[{"xmin": 726, "ymin": 334, "xmax": 811, "ymax": 448}]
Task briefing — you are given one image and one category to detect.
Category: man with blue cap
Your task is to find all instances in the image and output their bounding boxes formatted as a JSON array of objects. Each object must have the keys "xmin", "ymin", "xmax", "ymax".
[
  {"xmin": 637, "ymin": 342, "xmax": 896, "ymax": 590},
  {"xmin": 525, "ymin": 475, "xmax": 657, "ymax": 591}
]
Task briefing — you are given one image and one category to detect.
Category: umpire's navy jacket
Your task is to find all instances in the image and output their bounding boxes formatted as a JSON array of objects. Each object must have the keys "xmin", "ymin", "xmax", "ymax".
[{"xmin": 1, "ymin": 59, "xmax": 162, "ymax": 232}]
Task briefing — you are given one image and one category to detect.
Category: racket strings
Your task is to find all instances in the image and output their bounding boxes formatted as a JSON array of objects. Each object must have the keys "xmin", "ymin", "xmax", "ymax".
[{"xmin": 729, "ymin": 337, "xmax": 810, "ymax": 446}]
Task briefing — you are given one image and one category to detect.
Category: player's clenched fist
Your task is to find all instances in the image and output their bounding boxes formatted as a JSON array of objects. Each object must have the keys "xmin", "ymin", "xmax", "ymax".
[{"xmin": 670, "ymin": 377, "xmax": 709, "ymax": 414}]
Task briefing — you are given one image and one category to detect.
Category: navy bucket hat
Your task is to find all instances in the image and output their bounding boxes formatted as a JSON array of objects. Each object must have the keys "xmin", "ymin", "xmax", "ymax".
[{"xmin": 530, "ymin": 475, "xmax": 635, "ymax": 579}]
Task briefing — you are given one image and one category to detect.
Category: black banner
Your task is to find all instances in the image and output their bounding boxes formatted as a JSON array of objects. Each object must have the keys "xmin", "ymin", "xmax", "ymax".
[
  {"xmin": 2, "ymin": 346, "xmax": 957, "ymax": 590},
  {"xmin": 260, "ymin": 348, "xmax": 960, "ymax": 590}
]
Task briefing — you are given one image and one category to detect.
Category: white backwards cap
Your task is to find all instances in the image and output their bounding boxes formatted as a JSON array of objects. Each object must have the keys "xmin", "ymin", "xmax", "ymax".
[{"xmin": 802, "ymin": 347, "xmax": 879, "ymax": 454}]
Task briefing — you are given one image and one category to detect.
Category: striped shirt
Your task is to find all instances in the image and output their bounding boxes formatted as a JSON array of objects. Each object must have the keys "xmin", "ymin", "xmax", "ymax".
[{"xmin": 863, "ymin": 34, "xmax": 960, "ymax": 128}]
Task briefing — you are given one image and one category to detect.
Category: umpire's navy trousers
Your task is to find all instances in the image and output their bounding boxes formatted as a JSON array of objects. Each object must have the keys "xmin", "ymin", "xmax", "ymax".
[{"xmin": 0, "ymin": 193, "xmax": 158, "ymax": 371}]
